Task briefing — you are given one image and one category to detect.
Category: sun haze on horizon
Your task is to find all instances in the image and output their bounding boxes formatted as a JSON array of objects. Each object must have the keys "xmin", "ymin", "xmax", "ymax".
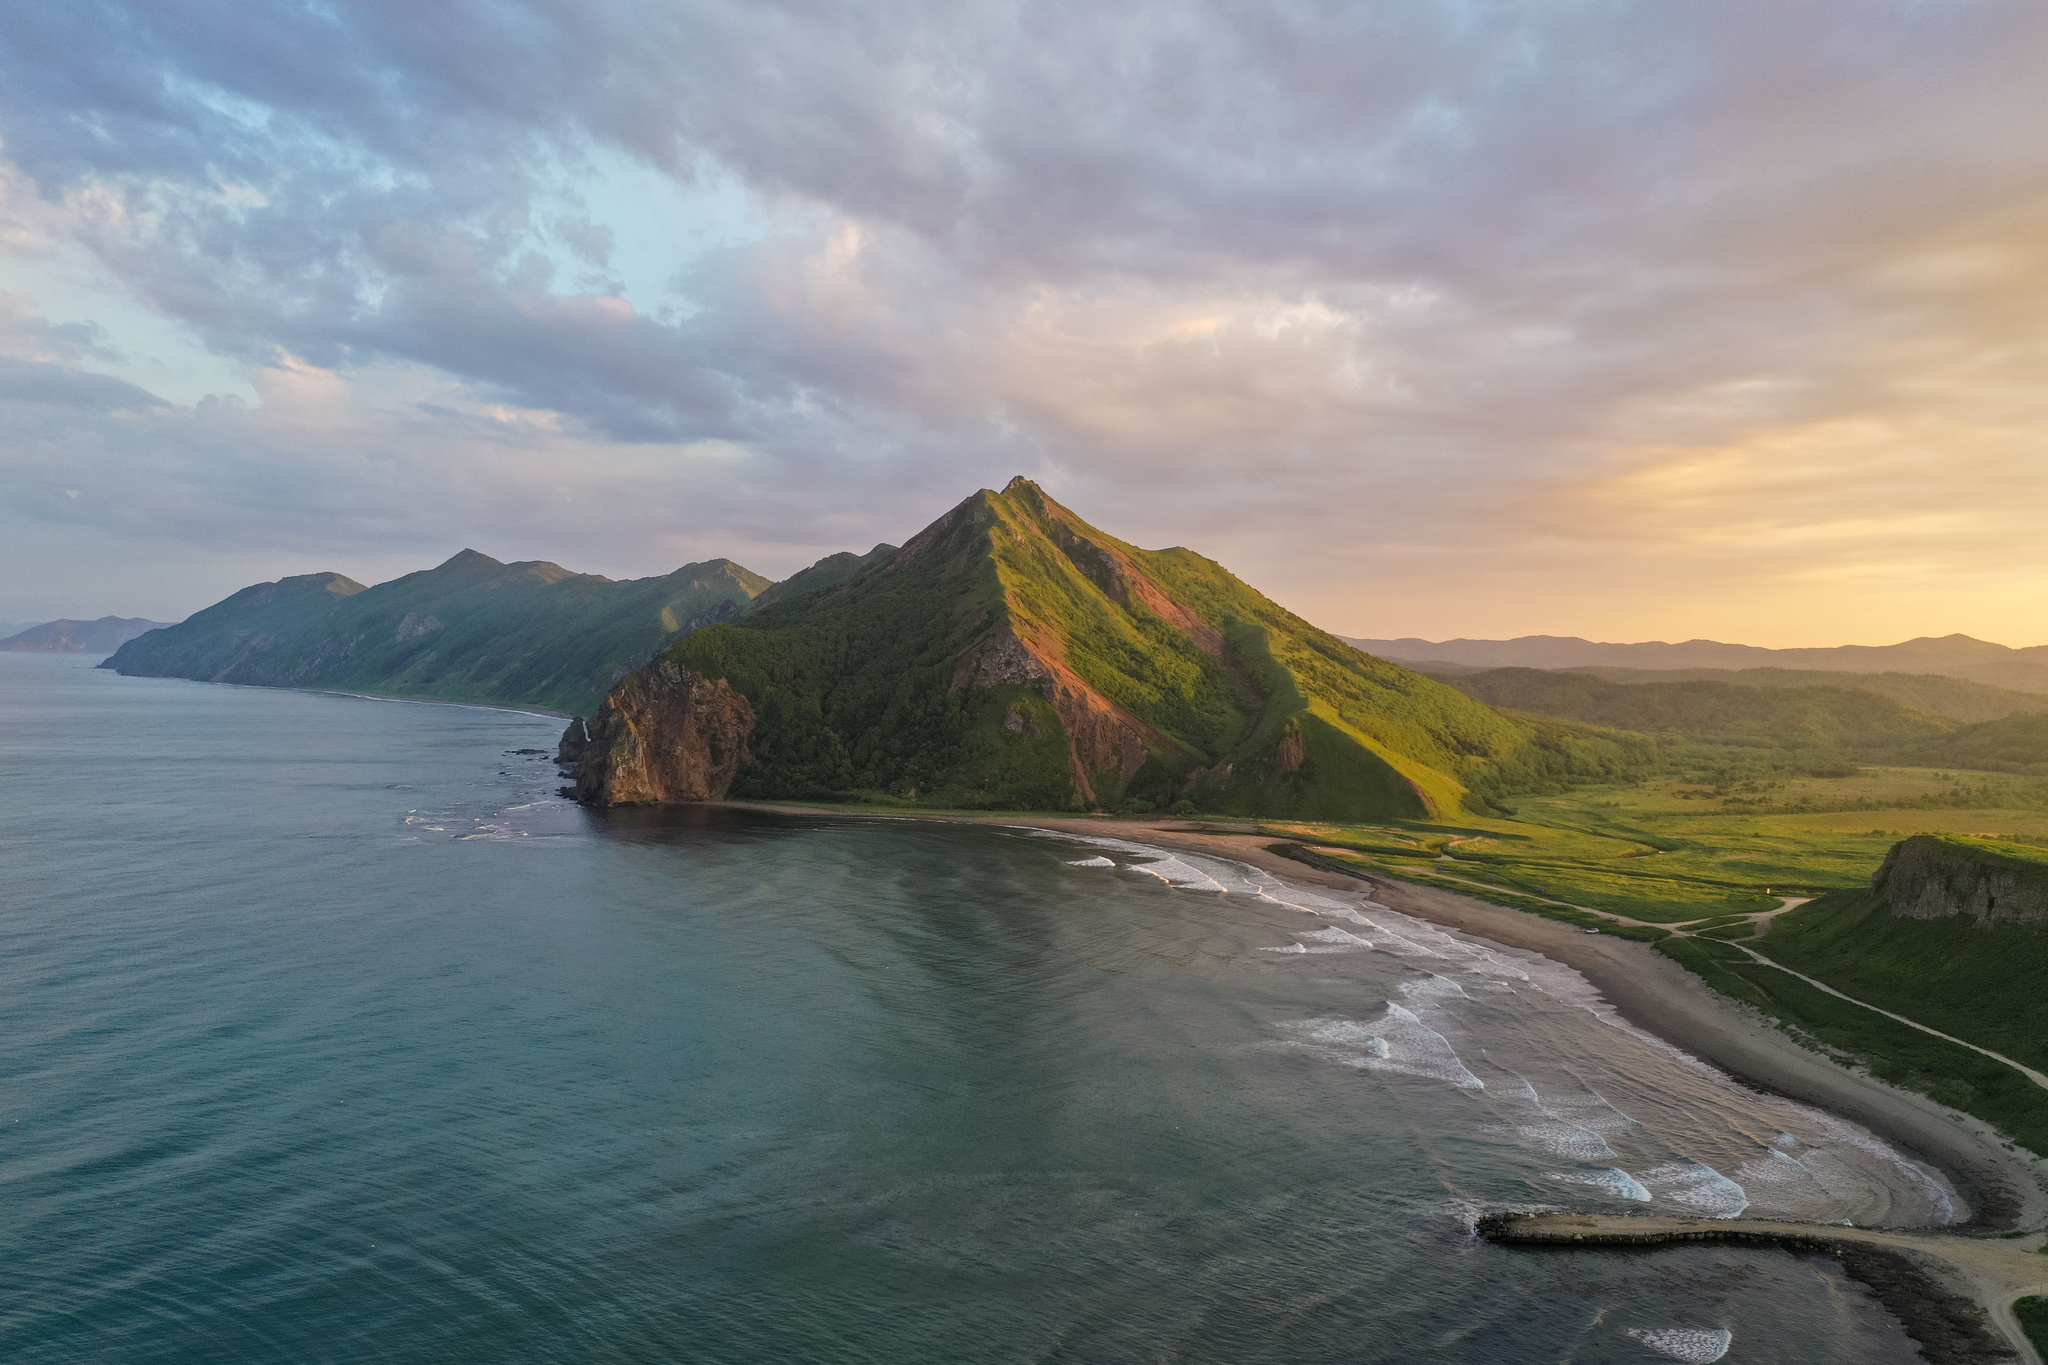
[{"xmin": 2, "ymin": 2, "xmax": 2045, "ymax": 650}]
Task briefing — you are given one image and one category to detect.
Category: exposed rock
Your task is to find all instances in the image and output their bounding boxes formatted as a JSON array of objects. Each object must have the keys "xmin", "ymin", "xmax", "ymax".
[
  {"xmin": 556, "ymin": 717, "xmax": 588, "ymax": 768},
  {"xmin": 1874, "ymin": 835, "xmax": 2048, "ymax": 927},
  {"xmin": 950, "ymin": 626, "xmax": 1047, "ymax": 690},
  {"xmin": 394, "ymin": 612, "xmax": 443, "ymax": 642},
  {"xmin": 573, "ymin": 658, "xmax": 756, "ymax": 807},
  {"xmin": 1275, "ymin": 724, "xmax": 1306, "ymax": 775}
]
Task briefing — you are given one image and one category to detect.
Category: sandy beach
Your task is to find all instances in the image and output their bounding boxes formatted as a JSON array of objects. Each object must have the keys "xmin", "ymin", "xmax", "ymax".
[
  {"xmin": 720, "ymin": 802, "xmax": 2048, "ymax": 1360},
  {"xmin": 727, "ymin": 803, "xmax": 2048, "ymax": 1236}
]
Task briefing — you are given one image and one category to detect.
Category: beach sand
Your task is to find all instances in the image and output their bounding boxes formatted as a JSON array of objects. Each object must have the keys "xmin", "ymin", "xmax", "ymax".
[
  {"xmin": 716, "ymin": 803, "xmax": 2048, "ymax": 1358},
  {"xmin": 728, "ymin": 804, "xmax": 2048, "ymax": 1235}
]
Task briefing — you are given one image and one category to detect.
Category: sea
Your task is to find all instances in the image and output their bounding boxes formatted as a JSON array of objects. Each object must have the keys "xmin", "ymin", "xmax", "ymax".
[{"xmin": 0, "ymin": 652, "xmax": 1945, "ymax": 1363}]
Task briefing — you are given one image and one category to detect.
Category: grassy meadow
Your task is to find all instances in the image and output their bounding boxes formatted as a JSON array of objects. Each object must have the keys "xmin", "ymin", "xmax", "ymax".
[{"xmin": 1266, "ymin": 765, "xmax": 2048, "ymax": 924}]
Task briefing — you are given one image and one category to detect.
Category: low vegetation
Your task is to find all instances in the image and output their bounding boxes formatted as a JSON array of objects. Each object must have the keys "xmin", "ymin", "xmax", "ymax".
[
  {"xmin": 1654, "ymin": 936, "xmax": 2048, "ymax": 1158},
  {"xmin": 106, "ymin": 550, "xmax": 775, "ymax": 714}
]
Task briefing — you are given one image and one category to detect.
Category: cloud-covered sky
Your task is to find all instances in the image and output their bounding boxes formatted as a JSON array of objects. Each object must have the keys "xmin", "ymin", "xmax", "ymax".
[{"xmin": 4, "ymin": 1, "xmax": 2047, "ymax": 646}]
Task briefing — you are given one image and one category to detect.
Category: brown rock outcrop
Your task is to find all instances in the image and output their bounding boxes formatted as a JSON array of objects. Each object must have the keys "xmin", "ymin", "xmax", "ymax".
[{"xmin": 574, "ymin": 657, "xmax": 756, "ymax": 807}]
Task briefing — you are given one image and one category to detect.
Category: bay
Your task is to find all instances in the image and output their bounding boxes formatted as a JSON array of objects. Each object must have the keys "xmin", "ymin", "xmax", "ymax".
[{"xmin": 0, "ymin": 654, "xmax": 1927, "ymax": 1362}]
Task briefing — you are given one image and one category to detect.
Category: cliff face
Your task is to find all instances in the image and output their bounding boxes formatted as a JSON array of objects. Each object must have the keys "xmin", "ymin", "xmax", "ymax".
[
  {"xmin": 574, "ymin": 657, "xmax": 756, "ymax": 806},
  {"xmin": 1873, "ymin": 834, "xmax": 2048, "ymax": 927}
]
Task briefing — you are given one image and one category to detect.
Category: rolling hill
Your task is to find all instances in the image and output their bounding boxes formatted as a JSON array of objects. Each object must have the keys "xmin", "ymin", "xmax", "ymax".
[
  {"xmin": 1, "ymin": 616, "xmax": 175, "ymax": 654},
  {"xmin": 571, "ymin": 479, "xmax": 1653, "ymax": 817},
  {"xmin": 103, "ymin": 551, "xmax": 775, "ymax": 714},
  {"xmin": 1431, "ymin": 666, "xmax": 1957, "ymax": 754},
  {"xmin": 1348, "ymin": 632, "xmax": 2048, "ymax": 692},
  {"xmin": 1551, "ymin": 667, "xmax": 2047, "ymax": 723}
]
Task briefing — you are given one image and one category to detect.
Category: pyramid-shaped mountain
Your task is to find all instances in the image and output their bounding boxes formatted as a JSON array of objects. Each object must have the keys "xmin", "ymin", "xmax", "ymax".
[{"xmin": 572, "ymin": 478, "xmax": 1624, "ymax": 818}]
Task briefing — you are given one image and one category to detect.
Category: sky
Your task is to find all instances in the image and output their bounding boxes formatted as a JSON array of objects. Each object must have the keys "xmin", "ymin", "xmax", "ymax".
[{"xmin": 4, "ymin": 1, "xmax": 2047, "ymax": 647}]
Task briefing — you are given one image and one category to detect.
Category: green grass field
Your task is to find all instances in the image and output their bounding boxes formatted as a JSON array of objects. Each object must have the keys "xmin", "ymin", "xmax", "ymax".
[
  {"xmin": 2017, "ymin": 1297, "xmax": 2048, "ymax": 1357},
  {"xmin": 1264, "ymin": 766, "xmax": 2048, "ymax": 923}
]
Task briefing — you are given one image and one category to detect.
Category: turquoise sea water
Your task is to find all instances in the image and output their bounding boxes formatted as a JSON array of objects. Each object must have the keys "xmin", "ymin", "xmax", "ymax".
[{"xmin": 0, "ymin": 654, "xmax": 1936, "ymax": 1362}]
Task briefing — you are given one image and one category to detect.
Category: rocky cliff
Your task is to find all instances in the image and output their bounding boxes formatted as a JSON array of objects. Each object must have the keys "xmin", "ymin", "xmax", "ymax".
[
  {"xmin": 572, "ymin": 657, "xmax": 757, "ymax": 805},
  {"xmin": 1873, "ymin": 834, "xmax": 2048, "ymax": 928}
]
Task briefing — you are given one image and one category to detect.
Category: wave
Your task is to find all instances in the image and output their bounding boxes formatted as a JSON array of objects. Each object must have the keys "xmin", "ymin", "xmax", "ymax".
[
  {"xmin": 1623, "ymin": 1327, "xmax": 1732, "ymax": 1362},
  {"xmin": 1548, "ymin": 1168, "xmax": 1651, "ymax": 1201},
  {"xmin": 1635, "ymin": 1161, "xmax": 1749, "ymax": 1218},
  {"xmin": 1024, "ymin": 825, "xmax": 1959, "ymax": 1228},
  {"xmin": 1291, "ymin": 1004, "xmax": 1485, "ymax": 1090}
]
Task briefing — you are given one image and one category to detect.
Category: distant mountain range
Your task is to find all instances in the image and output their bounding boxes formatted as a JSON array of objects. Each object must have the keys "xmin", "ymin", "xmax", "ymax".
[
  {"xmin": 92, "ymin": 493, "xmax": 2048, "ymax": 812},
  {"xmin": 1, "ymin": 617, "xmax": 175, "ymax": 654},
  {"xmin": 104, "ymin": 552, "xmax": 801, "ymax": 715},
  {"xmin": 1347, "ymin": 633, "xmax": 2048, "ymax": 693},
  {"xmin": 568, "ymin": 478, "xmax": 1646, "ymax": 818}
]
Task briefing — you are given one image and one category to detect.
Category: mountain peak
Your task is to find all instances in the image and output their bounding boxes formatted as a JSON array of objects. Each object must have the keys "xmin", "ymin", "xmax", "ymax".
[
  {"xmin": 435, "ymin": 549, "xmax": 505, "ymax": 572},
  {"xmin": 578, "ymin": 479, "xmax": 1532, "ymax": 820}
]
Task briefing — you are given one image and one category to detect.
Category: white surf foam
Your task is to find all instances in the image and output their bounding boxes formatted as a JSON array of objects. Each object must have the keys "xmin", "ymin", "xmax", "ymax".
[
  {"xmin": 1065, "ymin": 856, "xmax": 1115, "ymax": 867},
  {"xmin": 1548, "ymin": 1168, "xmax": 1652, "ymax": 1201},
  {"xmin": 1623, "ymin": 1326, "xmax": 1732, "ymax": 1362},
  {"xmin": 1292, "ymin": 1005, "xmax": 1485, "ymax": 1090},
  {"xmin": 1634, "ymin": 1161, "xmax": 1749, "ymax": 1218},
  {"xmin": 1488, "ymin": 1073, "xmax": 1617, "ymax": 1161},
  {"xmin": 1023, "ymin": 826, "xmax": 1961, "ymax": 1228},
  {"xmin": 1125, "ymin": 855, "xmax": 1228, "ymax": 889},
  {"xmin": 1297, "ymin": 926, "xmax": 1374, "ymax": 948}
]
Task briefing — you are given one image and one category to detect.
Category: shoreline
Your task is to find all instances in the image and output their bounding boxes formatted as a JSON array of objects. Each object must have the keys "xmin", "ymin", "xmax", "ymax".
[
  {"xmin": 721, "ymin": 800, "xmax": 2048, "ymax": 1235},
  {"xmin": 1478, "ymin": 1211, "xmax": 2047, "ymax": 1365},
  {"xmin": 717, "ymin": 800, "xmax": 2048, "ymax": 1360}
]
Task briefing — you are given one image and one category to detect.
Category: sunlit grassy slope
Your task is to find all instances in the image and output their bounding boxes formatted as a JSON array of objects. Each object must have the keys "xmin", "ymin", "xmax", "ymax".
[
  {"xmin": 1262, "ymin": 766, "xmax": 2048, "ymax": 922},
  {"xmin": 670, "ymin": 479, "xmax": 1648, "ymax": 817}
]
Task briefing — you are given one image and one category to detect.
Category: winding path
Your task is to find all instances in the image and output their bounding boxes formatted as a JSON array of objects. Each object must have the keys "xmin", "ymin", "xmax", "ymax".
[{"xmin": 1722, "ymin": 939, "xmax": 2048, "ymax": 1093}]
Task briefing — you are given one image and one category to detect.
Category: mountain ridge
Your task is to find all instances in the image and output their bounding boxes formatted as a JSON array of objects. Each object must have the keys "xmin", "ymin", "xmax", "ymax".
[
  {"xmin": 573, "ymin": 479, "xmax": 1651, "ymax": 818},
  {"xmin": 103, "ymin": 551, "xmax": 775, "ymax": 714},
  {"xmin": 1, "ymin": 616, "xmax": 177, "ymax": 654}
]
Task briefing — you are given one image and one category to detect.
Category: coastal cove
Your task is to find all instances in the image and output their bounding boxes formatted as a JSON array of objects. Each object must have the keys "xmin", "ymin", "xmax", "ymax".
[{"xmin": 1, "ymin": 653, "xmax": 2025, "ymax": 1363}]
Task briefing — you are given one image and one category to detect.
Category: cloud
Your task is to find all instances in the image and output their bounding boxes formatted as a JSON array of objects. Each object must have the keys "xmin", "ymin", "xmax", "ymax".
[{"xmin": 2, "ymin": 1, "xmax": 2047, "ymax": 642}]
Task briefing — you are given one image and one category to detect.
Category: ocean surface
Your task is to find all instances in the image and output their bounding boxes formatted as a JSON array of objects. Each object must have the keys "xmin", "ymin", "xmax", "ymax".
[{"xmin": 0, "ymin": 653, "xmax": 1943, "ymax": 1363}]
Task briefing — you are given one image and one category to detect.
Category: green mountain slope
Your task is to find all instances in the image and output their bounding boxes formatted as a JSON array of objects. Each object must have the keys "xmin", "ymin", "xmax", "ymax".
[
  {"xmin": 1435, "ymin": 667, "xmax": 1957, "ymax": 753},
  {"xmin": 105, "ymin": 551, "xmax": 772, "ymax": 714},
  {"xmin": 748, "ymin": 544, "xmax": 897, "ymax": 611},
  {"xmin": 1557, "ymin": 666, "xmax": 2045, "ymax": 723},
  {"xmin": 1759, "ymin": 835, "xmax": 2048, "ymax": 1075},
  {"xmin": 1890, "ymin": 713, "xmax": 2048, "ymax": 775},
  {"xmin": 576, "ymin": 479, "xmax": 1650, "ymax": 817}
]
